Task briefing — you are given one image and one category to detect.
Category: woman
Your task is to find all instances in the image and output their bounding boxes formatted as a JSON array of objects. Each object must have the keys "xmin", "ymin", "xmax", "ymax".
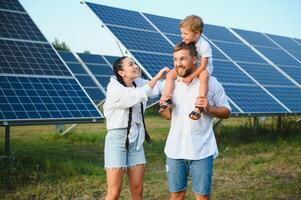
[{"xmin": 103, "ymin": 56, "xmax": 169, "ymax": 200}]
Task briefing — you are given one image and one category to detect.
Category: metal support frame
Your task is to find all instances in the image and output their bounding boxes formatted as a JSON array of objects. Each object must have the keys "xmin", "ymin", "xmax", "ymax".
[
  {"xmin": 277, "ymin": 116, "xmax": 282, "ymax": 132},
  {"xmin": 254, "ymin": 116, "xmax": 258, "ymax": 134},
  {"xmin": 4, "ymin": 126, "xmax": 10, "ymax": 156}
]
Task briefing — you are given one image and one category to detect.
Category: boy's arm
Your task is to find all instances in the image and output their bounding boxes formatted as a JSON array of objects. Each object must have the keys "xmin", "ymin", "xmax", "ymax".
[{"xmin": 183, "ymin": 57, "xmax": 208, "ymax": 84}]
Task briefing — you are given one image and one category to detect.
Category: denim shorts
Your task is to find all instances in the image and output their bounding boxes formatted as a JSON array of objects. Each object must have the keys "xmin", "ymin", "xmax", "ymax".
[
  {"xmin": 104, "ymin": 128, "xmax": 146, "ymax": 169},
  {"xmin": 166, "ymin": 155, "xmax": 213, "ymax": 195}
]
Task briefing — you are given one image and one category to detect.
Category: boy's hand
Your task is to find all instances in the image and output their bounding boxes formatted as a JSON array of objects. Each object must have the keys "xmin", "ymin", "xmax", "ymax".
[{"xmin": 182, "ymin": 77, "xmax": 193, "ymax": 85}]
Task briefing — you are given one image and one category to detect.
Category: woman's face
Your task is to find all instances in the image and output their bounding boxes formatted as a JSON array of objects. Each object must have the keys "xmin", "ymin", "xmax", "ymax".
[{"xmin": 118, "ymin": 57, "xmax": 140, "ymax": 80}]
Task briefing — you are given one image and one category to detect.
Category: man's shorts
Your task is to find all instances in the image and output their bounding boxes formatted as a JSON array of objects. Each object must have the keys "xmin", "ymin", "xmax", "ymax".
[{"xmin": 166, "ymin": 155, "xmax": 213, "ymax": 195}]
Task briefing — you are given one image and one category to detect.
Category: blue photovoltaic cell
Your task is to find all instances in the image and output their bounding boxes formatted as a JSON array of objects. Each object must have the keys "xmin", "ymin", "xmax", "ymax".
[
  {"xmin": 0, "ymin": 76, "xmax": 101, "ymax": 121},
  {"xmin": 237, "ymin": 63, "xmax": 294, "ymax": 86},
  {"xmin": 103, "ymin": 55, "xmax": 119, "ymax": 65},
  {"xmin": 285, "ymin": 49, "xmax": 301, "ymax": 61},
  {"xmin": 256, "ymin": 46, "xmax": 300, "ymax": 66},
  {"xmin": 233, "ymin": 28, "xmax": 278, "ymax": 48},
  {"xmin": 59, "ymin": 51, "xmax": 105, "ymax": 103},
  {"xmin": 223, "ymin": 85, "xmax": 287, "ymax": 113},
  {"xmin": 108, "ymin": 26, "xmax": 173, "ymax": 54},
  {"xmin": 0, "ymin": 0, "xmax": 26, "ymax": 12},
  {"xmin": 212, "ymin": 60, "xmax": 255, "ymax": 85},
  {"xmin": 86, "ymin": 3, "xmax": 154, "ymax": 31},
  {"xmin": 144, "ymin": 13, "xmax": 180, "ymax": 35},
  {"xmin": 78, "ymin": 53, "xmax": 114, "ymax": 90},
  {"xmin": 214, "ymin": 41, "xmax": 267, "ymax": 63},
  {"xmin": 267, "ymin": 34, "xmax": 301, "ymax": 51},
  {"xmin": 85, "ymin": 63, "xmax": 114, "ymax": 76},
  {"xmin": 0, "ymin": 10, "xmax": 46, "ymax": 41},
  {"xmin": 0, "ymin": 39, "xmax": 71, "ymax": 76},
  {"xmin": 131, "ymin": 52, "xmax": 173, "ymax": 77},
  {"xmin": 265, "ymin": 87, "xmax": 301, "ymax": 112},
  {"xmin": 204, "ymin": 24, "xmax": 241, "ymax": 43},
  {"xmin": 77, "ymin": 53, "xmax": 107, "ymax": 64},
  {"xmin": 276, "ymin": 65, "xmax": 301, "ymax": 85},
  {"xmin": 165, "ymin": 34, "xmax": 181, "ymax": 45}
]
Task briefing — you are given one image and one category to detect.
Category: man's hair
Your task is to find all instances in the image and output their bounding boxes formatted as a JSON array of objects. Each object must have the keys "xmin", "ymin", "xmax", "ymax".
[
  {"xmin": 173, "ymin": 42, "xmax": 197, "ymax": 57},
  {"xmin": 179, "ymin": 15, "xmax": 204, "ymax": 34}
]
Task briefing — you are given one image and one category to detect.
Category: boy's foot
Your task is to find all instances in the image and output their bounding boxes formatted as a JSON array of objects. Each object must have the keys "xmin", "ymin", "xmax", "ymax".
[
  {"xmin": 189, "ymin": 107, "xmax": 204, "ymax": 120},
  {"xmin": 159, "ymin": 99, "xmax": 173, "ymax": 112}
]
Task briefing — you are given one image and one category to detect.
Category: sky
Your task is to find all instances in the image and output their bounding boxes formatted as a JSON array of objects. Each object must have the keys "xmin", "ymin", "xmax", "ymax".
[{"xmin": 19, "ymin": 0, "xmax": 301, "ymax": 56}]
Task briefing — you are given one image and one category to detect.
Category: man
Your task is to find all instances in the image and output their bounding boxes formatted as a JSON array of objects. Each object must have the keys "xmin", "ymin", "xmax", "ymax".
[{"xmin": 160, "ymin": 42, "xmax": 231, "ymax": 200}]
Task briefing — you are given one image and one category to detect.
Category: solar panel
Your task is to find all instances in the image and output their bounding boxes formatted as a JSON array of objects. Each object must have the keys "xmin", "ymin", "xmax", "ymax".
[
  {"xmin": 58, "ymin": 51, "xmax": 106, "ymax": 103},
  {"xmin": 0, "ymin": 0, "xmax": 26, "ymax": 12},
  {"xmin": 0, "ymin": 9, "xmax": 46, "ymax": 41},
  {"xmin": 232, "ymin": 28, "xmax": 301, "ymax": 112},
  {"xmin": 0, "ymin": 0, "xmax": 102, "ymax": 125},
  {"xmin": 86, "ymin": 2, "xmax": 300, "ymax": 115},
  {"xmin": 266, "ymin": 34, "xmax": 301, "ymax": 51},
  {"xmin": 77, "ymin": 53, "xmax": 113, "ymax": 91},
  {"xmin": 223, "ymin": 85, "xmax": 287, "ymax": 113},
  {"xmin": 85, "ymin": 2, "xmax": 174, "ymax": 80}
]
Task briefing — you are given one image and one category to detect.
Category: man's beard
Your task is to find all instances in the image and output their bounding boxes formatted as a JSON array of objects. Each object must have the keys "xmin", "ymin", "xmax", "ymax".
[{"xmin": 177, "ymin": 65, "xmax": 193, "ymax": 78}]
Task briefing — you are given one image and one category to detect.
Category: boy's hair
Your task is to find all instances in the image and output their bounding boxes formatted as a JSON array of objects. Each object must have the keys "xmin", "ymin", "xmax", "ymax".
[
  {"xmin": 173, "ymin": 42, "xmax": 197, "ymax": 57},
  {"xmin": 179, "ymin": 15, "xmax": 204, "ymax": 34}
]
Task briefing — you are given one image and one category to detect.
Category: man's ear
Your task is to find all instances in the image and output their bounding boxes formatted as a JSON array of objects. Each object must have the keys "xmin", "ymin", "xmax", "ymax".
[{"xmin": 193, "ymin": 56, "xmax": 196, "ymax": 66}]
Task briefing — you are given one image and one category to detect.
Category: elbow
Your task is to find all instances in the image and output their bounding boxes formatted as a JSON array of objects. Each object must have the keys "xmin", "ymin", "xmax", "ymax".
[{"xmin": 223, "ymin": 109, "xmax": 231, "ymax": 119}]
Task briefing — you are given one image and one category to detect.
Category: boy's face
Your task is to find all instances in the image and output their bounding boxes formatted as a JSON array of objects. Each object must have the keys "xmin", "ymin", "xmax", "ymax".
[{"xmin": 180, "ymin": 27, "xmax": 200, "ymax": 44}]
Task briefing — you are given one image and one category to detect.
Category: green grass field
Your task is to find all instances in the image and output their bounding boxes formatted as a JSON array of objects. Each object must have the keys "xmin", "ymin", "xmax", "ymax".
[{"xmin": 1, "ymin": 112, "xmax": 301, "ymax": 199}]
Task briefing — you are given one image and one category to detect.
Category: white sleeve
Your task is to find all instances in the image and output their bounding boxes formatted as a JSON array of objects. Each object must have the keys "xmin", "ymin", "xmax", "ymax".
[
  {"xmin": 105, "ymin": 84, "xmax": 151, "ymax": 109},
  {"xmin": 135, "ymin": 77, "xmax": 165, "ymax": 98},
  {"xmin": 213, "ymin": 81, "xmax": 231, "ymax": 111}
]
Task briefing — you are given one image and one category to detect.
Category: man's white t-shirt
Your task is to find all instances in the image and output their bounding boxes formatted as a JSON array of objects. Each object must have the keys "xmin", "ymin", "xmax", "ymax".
[{"xmin": 164, "ymin": 76, "xmax": 231, "ymax": 160}]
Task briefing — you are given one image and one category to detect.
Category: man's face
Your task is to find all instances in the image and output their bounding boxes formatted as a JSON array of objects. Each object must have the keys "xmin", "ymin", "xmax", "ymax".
[{"xmin": 173, "ymin": 49, "xmax": 196, "ymax": 77}]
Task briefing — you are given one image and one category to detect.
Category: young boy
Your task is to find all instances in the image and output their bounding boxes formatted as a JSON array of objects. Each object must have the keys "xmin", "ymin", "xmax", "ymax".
[{"xmin": 160, "ymin": 15, "xmax": 213, "ymax": 120}]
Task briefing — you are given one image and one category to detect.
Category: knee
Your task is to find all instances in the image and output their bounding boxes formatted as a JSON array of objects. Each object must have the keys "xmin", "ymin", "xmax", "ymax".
[
  {"xmin": 106, "ymin": 189, "xmax": 121, "ymax": 200},
  {"xmin": 199, "ymin": 70, "xmax": 209, "ymax": 79},
  {"xmin": 131, "ymin": 183, "xmax": 143, "ymax": 194}
]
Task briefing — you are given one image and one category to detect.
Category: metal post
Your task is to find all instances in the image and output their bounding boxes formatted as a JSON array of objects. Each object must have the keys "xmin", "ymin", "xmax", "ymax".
[
  {"xmin": 254, "ymin": 117, "xmax": 258, "ymax": 134},
  {"xmin": 5, "ymin": 126, "xmax": 10, "ymax": 156},
  {"xmin": 277, "ymin": 116, "xmax": 282, "ymax": 132}
]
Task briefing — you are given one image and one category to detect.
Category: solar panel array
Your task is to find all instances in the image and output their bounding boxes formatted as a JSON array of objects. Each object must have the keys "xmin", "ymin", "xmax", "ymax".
[
  {"xmin": 58, "ymin": 51, "xmax": 106, "ymax": 103},
  {"xmin": 86, "ymin": 2, "xmax": 301, "ymax": 115},
  {"xmin": 0, "ymin": 0, "xmax": 102, "ymax": 125}
]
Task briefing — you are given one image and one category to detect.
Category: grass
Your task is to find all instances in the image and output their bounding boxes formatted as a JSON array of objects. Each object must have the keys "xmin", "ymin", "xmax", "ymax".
[{"xmin": 0, "ymin": 113, "xmax": 301, "ymax": 199}]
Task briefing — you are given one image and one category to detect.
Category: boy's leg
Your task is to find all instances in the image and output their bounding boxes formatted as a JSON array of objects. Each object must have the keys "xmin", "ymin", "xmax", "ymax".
[
  {"xmin": 127, "ymin": 164, "xmax": 145, "ymax": 200},
  {"xmin": 160, "ymin": 69, "xmax": 177, "ymax": 109},
  {"xmin": 189, "ymin": 70, "xmax": 209, "ymax": 120}
]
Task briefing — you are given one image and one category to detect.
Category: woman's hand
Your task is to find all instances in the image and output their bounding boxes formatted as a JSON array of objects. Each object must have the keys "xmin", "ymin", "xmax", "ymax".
[{"xmin": 154, "ymin": 67, "xmax": 170, "ymax": 80}]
